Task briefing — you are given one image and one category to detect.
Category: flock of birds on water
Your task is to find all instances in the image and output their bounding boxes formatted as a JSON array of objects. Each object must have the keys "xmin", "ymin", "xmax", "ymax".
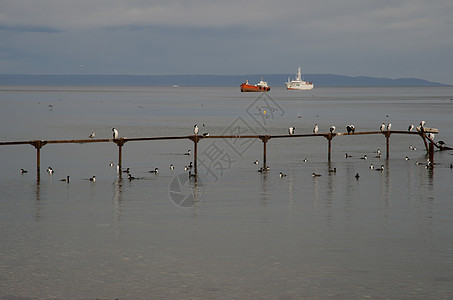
[{"xmin": 19, "ymin": 121, "xmax": 452, "ymax": 183}]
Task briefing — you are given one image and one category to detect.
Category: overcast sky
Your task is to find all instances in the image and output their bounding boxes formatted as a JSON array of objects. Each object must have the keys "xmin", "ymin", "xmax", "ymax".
[{"xmin": 1, "ymin": 0, "xmax": 452, "ymax": 84}]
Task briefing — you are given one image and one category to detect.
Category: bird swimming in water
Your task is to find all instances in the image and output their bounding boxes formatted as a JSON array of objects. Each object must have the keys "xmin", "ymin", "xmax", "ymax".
[
  {"xmin": 376, "ymin": 149, "xmax": 381, "ymax": 155},
  {"xmin": 303, "ymin": 158, "xmax": 308, "ymax": 162},
  {"xmin": 258, "ymin": 167, "xmax": 270, "ymax": 173},
  {"xmin": 188, "ymin": 162, "xmax": 193, "ymax": 169},
  {"xmin": 355, "ymin": 173, "xmax": 360, "ymax": 179},
  {"xmin": 254, "ymin": 160, "xmax": 259, "ymax": 165},
  {"xmin": 60, "ymin": 176, "xmax": 70, "ymax": 182},
  {"xmin": 122, "ymin": 167, "xmax": 130, "ymax": 174},
  {"xmin": 345, "ymin": 153, "xmax": 352, "ymax": 158},
  {"xmin": 89, "ymin": 176, "xmax": 96, "ymax": 182},
  {"xmin": 376, "ymin": 165, "xmax": 385, "ymax": 172},
  {"xmin": 149, "ymin": 168, "xmax": 159, "ymax": 174},
  {"xmin": 380, "ymin": 123, "xmax": 385, "ymax": 132},
  {"xmin": 188, "ymin": 171, "xmax": 197, "ymax": 179},
  {"xmin": 329, "ymin": 168, "xmax": 337, "ymax": 173},
  {"xmin": 279, "ymin": 172, "xmax": 287, "ymax": 178},
  {"xmin": 20, "ymin": 168, "xmax": 28, "ymax": 174},
  {"xmin": 47, "ymin": 167, "xmax": 54, "ymax": 174},
  {"xmin": 288, "ymin": 126, "xmax": 295, "ymax": 135},
  {"xmin": 127, "ymin": 174, "xmax": 136, "ymax": 181},
  {"xmin": 360, "ymin": 155, "xmax": 368, "ymax": 160},
  {"xmin": 170, "ymin": 164, "xmax": 174, "ymax": 170},
  {"xmin": 89, "ymin": 131, "xmax": 95, "ymax": 138},
  {"xmin": 193, "ymin": 124, "xmax": 199, "ymax": 135},
  {"xmin": 369, "ymin": 164, "xmax": 374, "ymax": 169},
  {"xmin": 112, "ymin": 128, "xmax": 119, "ymax": 139},
  {"xmin": 312, "ymin": 173, "xmax": 321, "ymax": 177},
  {"xmin": 405, "ymin": 156, "xmax": 409, "ymax": 161},
  {"xmin": 109, "ymin": 162, "xmax": 114, "ymax": 167},
  {"xmin": 313, "ymin": 124, "xmax": 318, "ymax": 134},
  {"xmin": 184, "ymin": 150, "xmax": 191, "ymax": 156}
]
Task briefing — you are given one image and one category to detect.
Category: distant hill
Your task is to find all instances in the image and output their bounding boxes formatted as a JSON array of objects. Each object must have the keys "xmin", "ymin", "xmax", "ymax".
[{"xmin": 0, "ymin": 74, "xmax": 449, "ymax": 87}]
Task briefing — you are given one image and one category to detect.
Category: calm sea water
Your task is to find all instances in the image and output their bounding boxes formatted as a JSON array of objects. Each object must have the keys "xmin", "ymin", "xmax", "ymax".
[{"xmin": 1, "ymin": 86, "xmax": 453, "ymax": 299}]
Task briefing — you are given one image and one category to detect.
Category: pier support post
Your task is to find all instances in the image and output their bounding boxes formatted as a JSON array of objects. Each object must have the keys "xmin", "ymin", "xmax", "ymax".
[
  {"xmin": 259, "ymin": 135, "xmax": 270, "ymax": 169},
  {"xmin": 385, "ymin": 133, "xmax": 390, "ymax": 159},
  {"xmin": 325, "ymin": 134, "xmax": 334, "ymax": 162},
  {"xmin": 30, "ymin": 140, "xmax": 47, "ymax": 179},
  {"xmin": 428, "ymin": 142, "xmax": 434, "ymax": 164},
  {"xmin": 420, "ymin": 132, "xmax": 429, "ymax": 154},
  {"xmin": 194, "ymin": 135, "xmax": 199, "ymax": 175},
  {"xmin": 114, "ymin": 138, "xmax": 126, "ymax": 175},
  {"xmin": 189, "ymin": 135, "xmax": 199, "ymax": 175}
]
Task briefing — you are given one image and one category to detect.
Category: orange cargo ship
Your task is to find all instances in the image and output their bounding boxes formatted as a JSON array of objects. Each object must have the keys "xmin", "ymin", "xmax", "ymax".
[{"xmin": 240, "ymin": 79, "xmax": 270, "ymax": 92}]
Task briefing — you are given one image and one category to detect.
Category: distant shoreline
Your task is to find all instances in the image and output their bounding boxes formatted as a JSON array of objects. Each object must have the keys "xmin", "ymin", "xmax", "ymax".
[{"xmin": 0, "ymin": 74, "xmax": 449, "ymax": 87}]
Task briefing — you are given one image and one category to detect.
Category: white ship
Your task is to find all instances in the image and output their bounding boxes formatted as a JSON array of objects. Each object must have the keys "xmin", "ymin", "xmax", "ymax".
[{"xmin": 285, "ymin": 67, "xmax": 314, "ymax": 90}]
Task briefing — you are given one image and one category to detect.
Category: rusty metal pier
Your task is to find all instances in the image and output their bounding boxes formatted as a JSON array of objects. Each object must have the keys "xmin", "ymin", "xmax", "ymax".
[{"xmin": 0, "ymin": 128, "xmax": 441, "ymax": 178}]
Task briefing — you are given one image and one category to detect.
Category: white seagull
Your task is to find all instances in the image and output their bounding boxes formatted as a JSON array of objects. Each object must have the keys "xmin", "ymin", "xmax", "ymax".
[
  {"xmin": 89, "ymin": 131, "xmax": 95, "ymax": 138},
  {"xmin": 408, "ymin": 124, "xmax": 414, "ymax": 132},
  {"xmin": 380, "ymin": 123, "xmax": 385, "ymax": 132},
  {"xmin": 387, "ymin": 123, "xmax": 392, "ymax": 131},
  {"xmin": 112, "ymin": 128, "xmax": 119, "ymax": 139},
  {"xmin": 288, "ymin": 126, "xmax": 295, "ymax": 135},
  {"xmin": 330, "ymin": 126, "xmax": 335, "ymax": 133},
  {"xmin": 313, "ymin": 124, "xmax": 318, "ymax": 134},
  {"xmin": 193, "ymin": 124, "xmax": 199, "ymax": 135}
]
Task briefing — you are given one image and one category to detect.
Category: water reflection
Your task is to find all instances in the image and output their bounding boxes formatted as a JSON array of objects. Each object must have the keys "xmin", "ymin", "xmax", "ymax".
[
  {"xmin": 190, "ymin": 180, "xmax": 203, "ymax": 209},
  {"xmin": 379, "ymin": 160, "xmax": 391, "ymax": 208},
  {"xmin": 112, "ymin": 177, "xmax": 123, "ymax": 221},
  {"xmin": 259, "ymin": 171, "xmax": 269, "ymax": 207},
  {"xmin": 34, "ymin": 177, "xmax": 41, "ymax": 221},
  {"xmin": 287, "ymin": 175, "xmax": 294, "ymax": 209}
]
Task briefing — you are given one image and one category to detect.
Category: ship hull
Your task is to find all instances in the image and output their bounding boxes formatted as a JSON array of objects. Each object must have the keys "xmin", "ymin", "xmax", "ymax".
[
  {"xmin": 286, "ymin": 83, "xmax": 314, "ymax": 90},
  {"xmin": 240, "ymin": 83, "xmax": 270, "ymax": 92}
]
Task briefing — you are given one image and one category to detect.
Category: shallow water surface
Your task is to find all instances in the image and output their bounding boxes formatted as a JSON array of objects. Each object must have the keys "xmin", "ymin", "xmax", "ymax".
[{"xmin": 1, "ymin": 86, "xmax": 453, "ymax": 299}]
